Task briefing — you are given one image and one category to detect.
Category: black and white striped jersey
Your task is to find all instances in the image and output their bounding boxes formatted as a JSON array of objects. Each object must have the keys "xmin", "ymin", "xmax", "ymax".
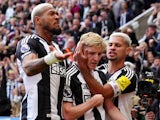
[
  {"xmin": 98, "ymin": 64, "xmax": 138, "ymax": 120},
  {"xmin": 15, "ymin": 34, "xmax": 67, "ymax": 120},
  {"xmin": 63, "ymin": 63, "xmax": 107, "ymax": 120}
]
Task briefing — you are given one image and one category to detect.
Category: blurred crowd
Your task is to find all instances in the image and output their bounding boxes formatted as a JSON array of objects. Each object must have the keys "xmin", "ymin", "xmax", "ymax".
[{"xmin": 0, "ymin": 0, "xmax": 160, "ymax": 118}]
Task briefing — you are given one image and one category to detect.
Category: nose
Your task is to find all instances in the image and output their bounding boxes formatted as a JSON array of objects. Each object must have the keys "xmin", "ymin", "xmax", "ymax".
[
  {"xmin": 94, "ymin": 54, "xmax": 100, "ymax": 61},
  {"xmin": 55, "ymin": 14, "xmax": 60, "ymax": 20}
]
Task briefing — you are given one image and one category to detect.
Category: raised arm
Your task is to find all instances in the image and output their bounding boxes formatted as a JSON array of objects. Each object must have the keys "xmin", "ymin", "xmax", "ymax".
[
  {"xmin": 23, "ymin": 46, "xmax": 72, "ymax": 76},
  {"xmin": 104, "ymin": 99, "xmax": 126, "ymax": 120}
]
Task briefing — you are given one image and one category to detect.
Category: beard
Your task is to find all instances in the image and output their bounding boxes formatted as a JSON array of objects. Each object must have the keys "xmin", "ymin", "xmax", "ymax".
[
  {"xmin": 43, "ymin": 25, "xmax": 62, "ymax": 35},
  {"xmin": 51, "ymin": 28, "xmax": 61, "ymax": 35},
  {"xmin": 107, "ymin": 57, "xmax": 117, "ymax": 61}
]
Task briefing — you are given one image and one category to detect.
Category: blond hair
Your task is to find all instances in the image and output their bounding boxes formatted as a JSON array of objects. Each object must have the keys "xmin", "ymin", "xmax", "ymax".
[
  {"xmin": 80, "ymin": 32, "xmax": 106, "ymax": 52},
  {"xmin": 109, "ymin": 32, "xmax": 132, "ymax": 47}
]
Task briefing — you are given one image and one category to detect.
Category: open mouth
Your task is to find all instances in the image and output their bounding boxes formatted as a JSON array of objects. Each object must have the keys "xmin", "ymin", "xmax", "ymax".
[{"xmin": 108, "ymin": 51, "xmax": 116, "ymax": 56}]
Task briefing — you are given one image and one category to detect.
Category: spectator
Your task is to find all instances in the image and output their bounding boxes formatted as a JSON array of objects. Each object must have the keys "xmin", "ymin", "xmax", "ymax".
[
  {"xmin": 146, "ymin": 51, "xmax": 155, "ymax": 69},
  {"xmin": 70, "ymin": 0, "xmax": 81, "ymax": 16},
  {"xmin": 79, "ymin": 0, "xmax": 90, "ymax": 20},
  {"xmin": 135, "ymin": 42, "xmax": 149, "ymax": 78},
  {"xmin": 101, "ymin": 1, "xmax": 117, "ymax": 29},
  {"xmin": 147, "ymin": 3, "xmax": 160, "ymax": 30},
  {"xmin": 11, "ymin": 82, "xmax": 24, "ymax": 117},
  {"xmin": 127, "ymin": 0, "xmax": 144, "ymax": 16},
  {"xmin": 139, "ymin": 24, "xmax": 160, "ymax": 46},
  {"xmin": 111, "ymin": 0, "xmax": 125, "ymax": 26},
  {"xmin": 90, "ymin": 13, "xmax": 101, "ymax": 35},
  {"xmin": 13, "ymin": 3, "xmax": 23, "ymax": 19},
  {"xmin": 0, "ymin": 0, "xmax": 8, "ymax": 14},
  {"xmin": 89, "ymin": 3, "xmax": 100, "ymax": 16},
  {"xmin": 70, "ymin": 18, "xmax": 82, "ymax": 44},
  {"xmin": 122, "ymin": 26, "xmax": 139, "ymax": 46},
  {"xmin": 151, "ymin": 56, "xmax": 160, "ymax": 77},
  {"xmin": 63, "ymin": 30, "xmax": 73, "ymax": 48},
  {"xmin": 117, "ymin": 1, "xmax": 135, "ymax": 27},
  {"xmin": 145, "ymin": 111, "xmax": 156, "ymax": 120},
  {"xmin": 100, "ymin": 8, "xmax": 115, "ymax": 38},
  {"xmin": 0, "ymin": 13, "xmax": 6, "ymax": 26},
  {"xmin": 80, "ymin": 18, "xmax": 93, "ymax": 34},
  {"xmin": 61, "ymin": 11, "xmax": 73, "ymax": 31},
  {"xmin": 5, "ymin": 0, "xmax": 14, "ymax": 21},
  {"xmin": 6, "ymin": 70, "xmax": 19, "ymax": 102},
  {"xmin": 0, "ymin": 62, "xmax": 11, "ymax": 116},
  {"xmin": 62, "ymin": 36, "xmax": 75, "ymax": 67},
  {"xmin": 148, "ymin": 38, "xmax": 158, "ymax": 56}
]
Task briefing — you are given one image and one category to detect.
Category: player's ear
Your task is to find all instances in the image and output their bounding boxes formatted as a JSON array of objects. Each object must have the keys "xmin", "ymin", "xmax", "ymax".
[
  {"xmin": 126, "ymin": 47, "xmax": 131, "ymax": 55},
  {"xmin": 34, "ymin": 16, "xmax": 41, "ymax": 25}
]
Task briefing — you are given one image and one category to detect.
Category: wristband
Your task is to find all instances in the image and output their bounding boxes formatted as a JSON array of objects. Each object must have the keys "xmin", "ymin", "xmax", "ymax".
[{"xmin": 44, "ymin": 51, "xmax": 60, "ymax": 65}]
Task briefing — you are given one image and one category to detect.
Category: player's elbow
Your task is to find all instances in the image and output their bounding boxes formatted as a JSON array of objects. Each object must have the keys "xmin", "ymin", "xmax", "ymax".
[
  {"xmin": 103, "ymin": 84, "xmax": 114, "ymax": 99},
  {"xmin": 23, "ymin": 66, "xmax": 35, "ymax": 76},
  {"xmin": 25, "ymin": 70, "xmax": 34, "ymax": 76},
  {"xmin": 63, "ymin": 114, "xmax": 74, "ymax": 120},
  {"xmin": 63, "ymin": 108, "xmax": 75, "ymax": 120},
  {"xmin": 63, "ymin": 112, "xmax": 75, "ymax": 120}
]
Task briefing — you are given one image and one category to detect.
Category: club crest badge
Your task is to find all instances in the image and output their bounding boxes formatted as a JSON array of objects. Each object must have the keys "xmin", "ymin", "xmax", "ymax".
[
  {"xmin": 21, "ymin": 44, "xmax": 30, "ymax": 53},
  {"xmin": 63, "ymin": 86, "xmax": 72, "ymax": 97}
]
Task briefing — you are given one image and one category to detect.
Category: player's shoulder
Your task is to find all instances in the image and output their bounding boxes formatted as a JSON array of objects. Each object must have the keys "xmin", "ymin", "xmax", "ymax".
[
  {"xmin": 123, "ymin": 65, "xmax": 137, "ymax": 79},
  {"xmin": 20, "ymin": 34, "xmax": 41, "ymax": 44},
  {"xmin": 66, "ymin": 63, "xmax": 79, "ymax": 77},
  {"xmin": 123, "ymin": 65, "xmax": 134, "ymax": 73},
  {"xmin": 97, "ymin": 63, "xmax": 108, "ymax": 70}
]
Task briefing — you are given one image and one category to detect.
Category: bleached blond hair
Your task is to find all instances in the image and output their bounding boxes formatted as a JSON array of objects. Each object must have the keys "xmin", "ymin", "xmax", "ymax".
[
  {"xmin": 80, "ymin": 32, "xmax": 107, "ymax": 52},
  {"xmin": 31, "ymin": 3, "xmax": 53, "ymax": 25},
  {"xmin": 109, "ymin": 32, "xmax": 132, "ymax": 47}
]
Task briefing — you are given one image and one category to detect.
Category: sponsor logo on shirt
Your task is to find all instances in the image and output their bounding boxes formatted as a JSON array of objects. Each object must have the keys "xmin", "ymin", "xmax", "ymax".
[{"xmin": 51, "ymin": 63, "xmax": 66, "ymax": 77}]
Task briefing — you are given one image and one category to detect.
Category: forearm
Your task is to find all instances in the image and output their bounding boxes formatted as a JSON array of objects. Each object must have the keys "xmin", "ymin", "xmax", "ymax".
[
  {"xmin": 81, "ymin": 70, "xmax": 113, "ymax": 98},
  {"xmin": 81, "ymin": 70, "xmax": 105, "ymax": 94},
  {"xmin": 23, "ymin": 51, "xmax": 60, "ymax": 76},
  {"xmin": 104, "ymin": 99, "xmax": 126, "ymax": 120},
  {"xmin": 9, "ymin": 62, "xmax": 19, "ymax": 75},
  {"xmin": 23, "ymin": 57, "xmax": 48, "ymax": 76},
  {"xmin": 147, "ymin": 15, "xmax": 154, "ymax": 24},
  {"xmin": 63, "ymin": 98, "xmax": 99, "ymax": 120}
]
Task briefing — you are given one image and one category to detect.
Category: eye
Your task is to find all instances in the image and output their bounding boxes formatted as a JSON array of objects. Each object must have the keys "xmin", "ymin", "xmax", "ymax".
[
  {"xmin": 116, "ymin": 44, "xmax": 121, "ymax": 47},
  {"xmin": 98, "ymin": 53, "xmax": 102, "ymax": 56},
  {"xmin": 108, "ymin": 43, "xmax": 112, "ymax": 46},
  {"xmin": 49, "ymin": 10, "xmax": 58, "ymax": 16},
  {"xmin": 89, "ymin": 52, "xmax": 95, "ymax": 55}
]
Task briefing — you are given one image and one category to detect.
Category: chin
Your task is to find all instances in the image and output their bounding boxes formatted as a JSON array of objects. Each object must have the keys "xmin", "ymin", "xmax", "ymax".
[
  {"xmin": 90, "ymin": 67, "xmax": 96, "ymax": 70},
  {"xmin": 52, "ymin": 28, "xmax": 61, "ymax": 35}
]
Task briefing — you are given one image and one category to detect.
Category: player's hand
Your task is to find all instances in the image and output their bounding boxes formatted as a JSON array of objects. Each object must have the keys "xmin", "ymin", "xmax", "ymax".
[
  {"xmin": 145, "ymin": 111, "xmax": 155, "ymax": 120},
  {"xmin": 73, "ymin": 41, "xmax": 89, "ymax": 72},
  {"xmin": 55, "ymin": 51, "xmax": 72, "ymax": 61},
  {"xmin": 44, "ymin": 46, "xmax": 72, "ymax": 65},
  {"xmin": 92, "ymin": 94, "xmax": 104, "ymax": 107},
  {"xmin": 49, "ymin": 46, "xmax": 72, "ymax": 60}
]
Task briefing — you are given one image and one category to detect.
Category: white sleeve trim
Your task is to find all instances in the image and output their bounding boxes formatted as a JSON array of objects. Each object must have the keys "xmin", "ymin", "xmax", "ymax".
[{"xmin": 108, "ymin": 81, "xmax": 121, "ymax": 97}]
